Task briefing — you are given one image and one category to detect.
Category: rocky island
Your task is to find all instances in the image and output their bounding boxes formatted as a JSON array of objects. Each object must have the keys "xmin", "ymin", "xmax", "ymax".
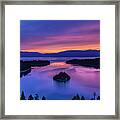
[
  {"xmin": 66, "ymin": 58, "xmax": 100, "ymax": 69},
  {"xmin": 53, "ymin": 72, "xmax": 70, "ymax": 82}
]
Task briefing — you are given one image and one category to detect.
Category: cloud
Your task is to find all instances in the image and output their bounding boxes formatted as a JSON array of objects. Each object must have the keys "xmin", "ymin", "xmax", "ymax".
[{"xmin": 20, "ymin": 20, "xmax": 100, "ymax": 53}]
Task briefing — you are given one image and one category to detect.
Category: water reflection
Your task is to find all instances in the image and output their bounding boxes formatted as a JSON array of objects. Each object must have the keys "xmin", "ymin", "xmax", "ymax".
[
  {"xmin": 20, "ymin": 58, "xmax": 100, "ymax": 100},
  {"xmin": 53, "ymin": 80, "xmax": 70, "ymax": 89}
]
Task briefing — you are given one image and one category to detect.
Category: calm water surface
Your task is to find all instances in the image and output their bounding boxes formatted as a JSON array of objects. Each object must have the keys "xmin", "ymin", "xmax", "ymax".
[{"xmin": 20, "ymin": 57, "xmax": 100, "ymax": 100}]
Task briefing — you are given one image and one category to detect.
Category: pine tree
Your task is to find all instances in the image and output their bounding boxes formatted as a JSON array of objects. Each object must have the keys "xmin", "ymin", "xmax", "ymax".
[
  {"xmin": 34, "ymin": 94, "xmax": 39, "ymax": 100},
  {"xmin": 20, "ymin": 90, "xmax": 26, "ymax": 100},
  {"xmin": 42, "ymin": 96, "xmax": 46, "ymax": 100},
  {"xmin": 72, "ymin": 94, "xmax": 80, "ymax": 100},
  {"xmin": 81, "ymin": 96, "xmax": 85, "ymax": 100},
  {"xmin": 28, "ymin": 94, "xmax": 34, "ymax": 100},
  {"xmin": 97, "ymin": 96, "xmax": 100, "ymax": 100},
  {"xmin": 93, "ymin": 92, "xmax": 96, "ymax": 100},
  {"xmin": 76, "ymin": 94, "xmax": 80, "ymax": 100},
  {"xmin": 72, "ymin": 96, "xmax": 77, "ymax": 100}
]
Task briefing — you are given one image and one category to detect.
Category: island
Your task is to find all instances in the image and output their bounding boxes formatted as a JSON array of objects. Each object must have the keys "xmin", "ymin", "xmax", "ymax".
[
  {"xmin": 53, "ymin": 72, "xmax": 71, "ymax": 82},
  {"xmin": 20, "ymin": 60, "xmax": 50, "ymax": 77},
  {"xmin": 66, "ymin": 58, "xmax": 100, "ymax": 69}
]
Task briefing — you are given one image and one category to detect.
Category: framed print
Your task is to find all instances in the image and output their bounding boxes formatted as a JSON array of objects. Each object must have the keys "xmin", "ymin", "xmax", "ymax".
[{"xmin": 0, "ymin": 0, "xmax": 119, "ymax": 119}]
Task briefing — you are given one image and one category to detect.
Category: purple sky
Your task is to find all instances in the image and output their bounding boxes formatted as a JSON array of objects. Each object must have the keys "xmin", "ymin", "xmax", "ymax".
[{"xmin": 20, "ymin": 20, "xmax": 100, "ymax": 53}]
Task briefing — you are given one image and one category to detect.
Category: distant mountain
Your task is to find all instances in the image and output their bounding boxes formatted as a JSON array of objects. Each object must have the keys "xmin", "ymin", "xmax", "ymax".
[
  {"xmin": 21, "ymin": 50, "xmax": 100, "ymax": 57},
  {"xmin": 20, "ymin": 52, "xmax": 44, "ymax": 57}
]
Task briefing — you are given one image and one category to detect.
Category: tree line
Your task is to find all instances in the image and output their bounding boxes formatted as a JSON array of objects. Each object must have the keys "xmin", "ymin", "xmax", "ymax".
[
  {"xmin": 20, "ymin": 91, "xmax": 100, "ymax": 100},
  {"xmin": 20, "ymin": 91, "xmax": 46, "ymax": 100}
]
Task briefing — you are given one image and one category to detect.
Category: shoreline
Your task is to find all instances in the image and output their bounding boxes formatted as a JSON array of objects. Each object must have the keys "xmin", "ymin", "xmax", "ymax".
[
  {"xmin": 20, "ymin": 57, "xmax": 100, "ymax": 77},
  {"xmin": 66, "ymin": 58, "xmax": 100, "ymax": 69}
]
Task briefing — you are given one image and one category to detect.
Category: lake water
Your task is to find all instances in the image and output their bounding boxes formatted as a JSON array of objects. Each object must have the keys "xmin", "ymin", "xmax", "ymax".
[{"xmin": 20, "ymin": 57, "xmax": 100, "ymax": 100}]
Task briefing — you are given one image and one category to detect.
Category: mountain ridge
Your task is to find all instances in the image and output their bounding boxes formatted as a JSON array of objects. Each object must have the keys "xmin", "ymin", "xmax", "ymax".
[{"xmin": 21, "ymin": 50, "xmax": 100, "ymax": 57}]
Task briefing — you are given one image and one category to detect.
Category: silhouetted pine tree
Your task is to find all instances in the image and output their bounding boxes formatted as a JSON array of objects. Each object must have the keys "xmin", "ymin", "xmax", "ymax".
[
  {"xmin": 20, "ymin": 90, "xmax": 25, "ymax": 100},
  {"xmin": 72, "ymin": 94, "xmax": 80, "ymax": 100},
  {"xmin": 72, "ymin": 96, "xmax": 77, "ymax": 100},
  {"xmin": 42, "ymin": 96, "xmax": 46, "ymax": 100},
  {"xmin": 97, "ymin": 96, "xmax": 100, "ymax": 100},
  {"xmin": 81, "ymin": 96, "xmax": 85, "ymax": 100},
  {"xmin": 28, "ymin": 94, "xmax": 34, "ymax": 100},
  {"xmin": 93, "ymin": 92, "xmax": 96, "ymax": 100},
  {"xmin": 76, "ymin": 94, "xmax": 80, "ymax": 100},
  {"xmin": 34, "ymin": 94, "xmax": 39, "ymax": 100}
]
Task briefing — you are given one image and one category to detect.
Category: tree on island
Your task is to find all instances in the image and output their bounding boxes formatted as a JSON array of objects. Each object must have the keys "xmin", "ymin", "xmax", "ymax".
[
  {"xmin": 34, "ymin": 94, "xmax": 39, "ymax": 100},
  {"xmin": 20, "ymin": 90, "xmax": 26, "ymax": 100},
  {"xmin": 42, "ymin": 96, "xmax": 46, "ymax": 100},
  {"xmin": 28, "ymin": 94, "xmax": 34, "ymax": 100},
  {"xmin": 53, "ymin": 72, "xmax": 70, "ymax": 82}
]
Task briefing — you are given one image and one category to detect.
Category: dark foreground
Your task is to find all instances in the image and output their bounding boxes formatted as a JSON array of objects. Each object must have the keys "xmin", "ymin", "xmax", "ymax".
[{"xmin": 20, "ymin": 90, "xmax": 100, "ymax": 100}]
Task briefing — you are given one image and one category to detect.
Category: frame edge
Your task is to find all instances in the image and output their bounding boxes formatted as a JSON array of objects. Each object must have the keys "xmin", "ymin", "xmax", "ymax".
[{"xmin": 0, "ymin": 0, "xmax": 119, "ymax": 119}]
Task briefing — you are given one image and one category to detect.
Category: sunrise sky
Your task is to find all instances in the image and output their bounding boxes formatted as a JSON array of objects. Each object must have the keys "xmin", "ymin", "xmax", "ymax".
[{"xmin": 20, "ymin": 20, "xmax": 100, "ymax": 53}]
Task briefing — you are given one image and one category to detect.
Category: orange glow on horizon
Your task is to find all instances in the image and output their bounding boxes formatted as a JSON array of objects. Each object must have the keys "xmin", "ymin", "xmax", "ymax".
[{"xmin": 21, "ymin": 44, "xmax": 100, "ymax": 53}]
